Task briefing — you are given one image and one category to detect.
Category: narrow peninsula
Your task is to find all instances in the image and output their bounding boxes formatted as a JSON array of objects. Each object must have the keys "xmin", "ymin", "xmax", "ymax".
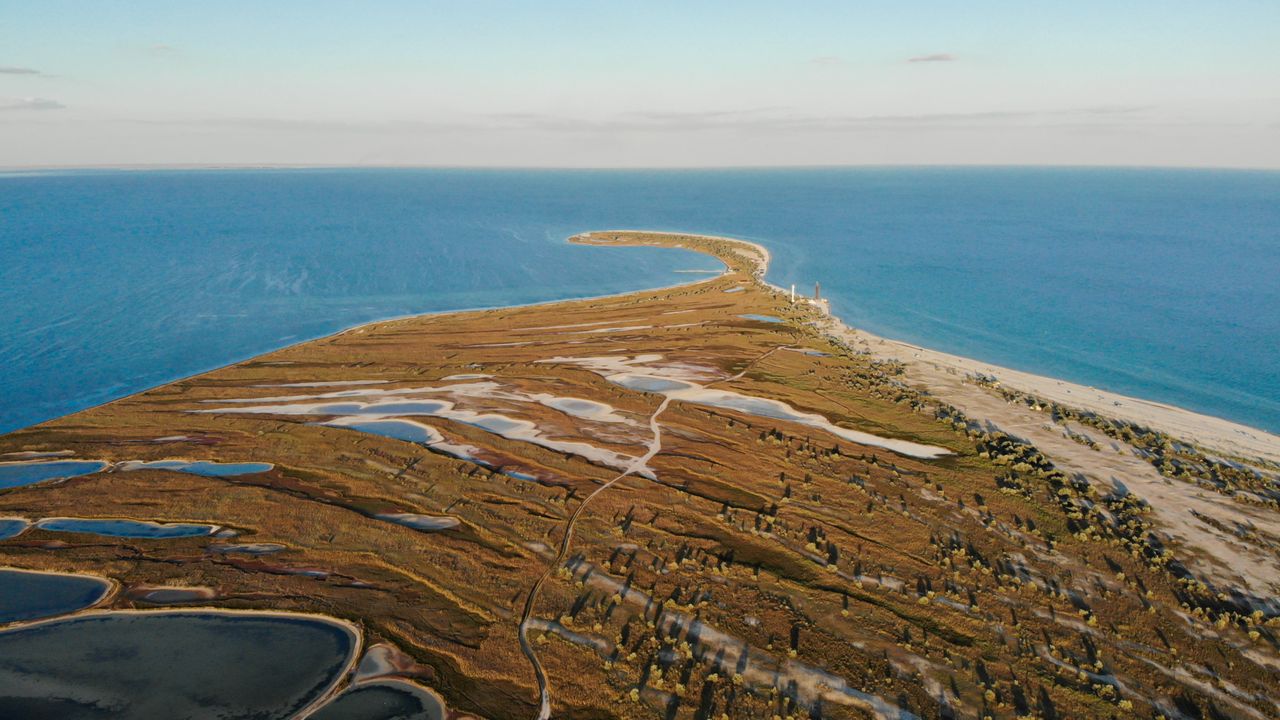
[{"xmin": 1, "ymin": 232, "xmax": 1278, "ymax": 720}]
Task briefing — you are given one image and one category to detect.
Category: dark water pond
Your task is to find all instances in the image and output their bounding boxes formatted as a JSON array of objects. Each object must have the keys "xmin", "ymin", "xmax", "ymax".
[
  {"xmin": 310, "ymin": 679, "xmax": 445, "ymax": 720},
  {"xmin": 0, "ymin": 611, "xmax": 357, "ymax": 719},
  {"xmin": 0, "ymin": 569, "xmax": 111, "ymax": 624}
]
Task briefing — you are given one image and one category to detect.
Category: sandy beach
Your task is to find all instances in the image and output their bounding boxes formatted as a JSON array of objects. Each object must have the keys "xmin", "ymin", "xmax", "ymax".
[
  {"xmin": 624, "ymin": 231, "xmax": 1280, "ymax": 467},
  {"xmin": 580, "ymin": 231, "xmax": 1280, "ymax": 596},
  {"xmin": 837, "ymin": 324, "xmax": 1280, "ymax": 466}
]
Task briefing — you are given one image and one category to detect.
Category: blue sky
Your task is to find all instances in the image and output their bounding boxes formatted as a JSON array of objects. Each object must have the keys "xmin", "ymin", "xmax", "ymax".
[{"xmin": 2, "ymin": 1, "xmax": 1277, "ymax": 167}]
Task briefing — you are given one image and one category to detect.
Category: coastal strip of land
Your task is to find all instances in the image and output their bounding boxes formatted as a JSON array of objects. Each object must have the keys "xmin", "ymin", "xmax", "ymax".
[
  {"xmin": 0, "ymin": 230, "xmax": 1276, "ymax": 720},
  {"xmin": 583, "ymin": 230, "xmax": 1280, "ymax": 468}
]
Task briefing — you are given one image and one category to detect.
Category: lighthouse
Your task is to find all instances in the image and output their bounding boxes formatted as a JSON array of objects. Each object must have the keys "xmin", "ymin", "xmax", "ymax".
[
  {"xmin": 790, "ymin": 284, "xmax": 796, "ymax": 302},
  {"xmin": 814, "ymin": 282, "xmax": 821, "ymax": 301}
]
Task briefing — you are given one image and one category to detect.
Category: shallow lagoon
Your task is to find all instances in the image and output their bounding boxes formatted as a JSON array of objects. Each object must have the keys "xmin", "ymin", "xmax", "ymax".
[
  {"xmin": 0, "ymin": 569, "xmax": 111, "ymax": 624},
  {"xmin": 0, "ymin": 611, "xmax": 358, "ymax": 719},
  {"xmin": 0, "ymin": 458, "xmax": 270, "ymax": 491},
  {"xmin": 558, "ymin": 356, "xmax": 951, "ymax": 459},
  {"xmin": 208, "ymin": 542, "xmax": 287, "ymax": 555},
  {"xmin": 133, "ymin": 587, "xmax": 216, "ymax": 604},
  {"xmin": 310, "ymin": 679, "xmax": 446, "ymax": 720},
  {"xmin": 0, "ymin": 518, "xmax": 28, "ymax": 540},
  {"xmin": 210, "ymin": 392, "xmax": 639, "ymax": 473},
  {"xmin": 0, "ymin": 460, "xmax": 107, "ymax": 489},
  {"xmin": 34, "ymin": 517, "xmax": 218, "ymax": 539},
  {"xmin": 118, "ymin": 459, "xmax": 273, "ymax": 476},
  {"xmin": 324, "ymin": 418, "xmax": 479, "ymax": 461},
  {"xmin": 377, "ymin": 513, "xmax": 460, "ymax": 532}
]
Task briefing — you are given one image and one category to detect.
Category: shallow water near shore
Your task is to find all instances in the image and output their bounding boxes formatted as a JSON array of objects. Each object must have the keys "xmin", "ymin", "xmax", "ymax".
[{"xmin": 3, "ymin": 167, "xmax": 1277, "ymax": 433}]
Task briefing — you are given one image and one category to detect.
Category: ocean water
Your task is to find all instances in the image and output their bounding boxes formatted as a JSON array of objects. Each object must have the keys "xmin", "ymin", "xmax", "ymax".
[{"xmin": 2, "ymin": 168, "xmax": 1277, "ymax": 434}]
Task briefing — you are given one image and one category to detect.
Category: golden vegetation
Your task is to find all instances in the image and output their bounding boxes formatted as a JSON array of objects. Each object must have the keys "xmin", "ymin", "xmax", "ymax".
[{"xmin": 1, "ymin": 232, "xmax": 1276, "ymax": 719}]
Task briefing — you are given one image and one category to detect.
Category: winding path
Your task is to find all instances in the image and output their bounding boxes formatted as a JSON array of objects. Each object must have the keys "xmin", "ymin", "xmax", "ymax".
[
  {"xmin": 515, "ymin": 346, "xmax": 783, "ymax": 718},
  {"xmin": 517, "ymin": 395, "xmax": 673, "ymax": 720}
]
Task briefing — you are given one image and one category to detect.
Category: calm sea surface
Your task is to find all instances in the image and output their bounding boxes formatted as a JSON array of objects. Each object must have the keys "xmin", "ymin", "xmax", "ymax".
[{"xmin": 2, "ymin": 168, "xmax": 1277, "ymax": 434}]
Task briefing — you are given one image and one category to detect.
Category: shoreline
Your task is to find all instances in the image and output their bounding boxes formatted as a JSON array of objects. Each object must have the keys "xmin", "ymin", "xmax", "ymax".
[
  {"xmin": 837, "ymin": 325, "xmax": 1280, "ymax": 466},
  {"xmin": 582, "ymin": 230, "xmax": 1280, "ymax": 466},
  {"xmin": 4, "ymin": 230, "xmax": 1278, "ymax": 718},
  {"xmin": 8, "ymin": 228, "xmax": 1278, "ymax": 466},
  {"xmin": 580, "ymin": 231, "xmax": 1280, "ymax": 593},
  {"xmin": 3, "ymin": 249, "xmax": 728, "ymax": 438}
]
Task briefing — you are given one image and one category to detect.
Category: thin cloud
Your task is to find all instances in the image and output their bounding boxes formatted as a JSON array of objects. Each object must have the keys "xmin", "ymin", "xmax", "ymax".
[
  {"xmin": 0, "ymin": 97, "xmax": 65, "ymax": 111},
  {"xmin": 907, "ymin": 53, "xmax": 956, "ymax": 63},
  {"xmin": 809, "ymin": 56, "xmax": 842, "ymax": 66},
  {"xmin": 117, "ymin": 104, "xmax": 1157, "ymax": 135},
  {"xmin": 0, "ymin": 66, "xmax": 43, "ymax": 75},
  {"xmin": 1079, "ymin": 104, "xmax": 1153, "ymax": 115}
]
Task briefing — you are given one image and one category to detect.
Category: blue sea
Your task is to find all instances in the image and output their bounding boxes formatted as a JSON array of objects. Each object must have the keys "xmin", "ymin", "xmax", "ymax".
[{"xmin": 2, "ymin": 168, "xmax": 1278, "ymax": 434}]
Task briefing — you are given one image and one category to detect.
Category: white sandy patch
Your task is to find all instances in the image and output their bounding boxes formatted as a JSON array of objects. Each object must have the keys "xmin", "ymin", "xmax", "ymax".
[
  {"xmin": 532, "ymin": 395, "xmax": 635, "ymax": 425},
  {"xmin": 539, "ymin": 354, "xmax": 950, "ymax": 459},
  {"xmin": 322, "ymin": 416, "xmax": 481, "ymax": 460},
  {"xmin": 539, "ymin": 354, "xmax": 721, "ymax": 382},
  {"xmin": 375, "ymin": 513, "xmax": 461, "ymax": 532},
  {"xmin": 200, "ymin": 393, "xmax": 645, "ymax": 476},
  {"xmin": 830, "ymin": 317, "xmax": 1280, "ymax": 466}
]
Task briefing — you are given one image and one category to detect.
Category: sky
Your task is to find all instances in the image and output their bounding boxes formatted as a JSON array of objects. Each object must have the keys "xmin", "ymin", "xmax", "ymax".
[{"xmin": 2, "ymin": 1, "xmax": 1278, "ymax": 168}]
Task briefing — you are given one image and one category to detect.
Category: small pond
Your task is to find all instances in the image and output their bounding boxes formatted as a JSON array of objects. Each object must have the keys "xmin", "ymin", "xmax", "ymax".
[
  {"xmin": 35, "ymin": 518, "xmax": 218, "ymax": 539},
  {"xmin": 0, "ymin": 569, "xmax": 112, "ymax": 624}
]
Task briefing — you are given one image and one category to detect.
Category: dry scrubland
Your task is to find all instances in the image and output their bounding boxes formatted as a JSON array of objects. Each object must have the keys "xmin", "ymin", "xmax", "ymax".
[{"xmin": 1, "ymin": 232, "xmax": 1278, "ymax": 720}]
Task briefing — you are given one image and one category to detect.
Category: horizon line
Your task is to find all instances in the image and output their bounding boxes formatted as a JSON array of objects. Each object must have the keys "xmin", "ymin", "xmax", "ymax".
[{"xmin": 4, "ymin": 161, "xmax": 1280, "ymax": 173}]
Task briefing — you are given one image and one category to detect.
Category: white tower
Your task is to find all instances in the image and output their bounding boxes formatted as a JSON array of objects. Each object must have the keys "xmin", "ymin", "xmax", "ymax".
[{"xmin": 790, "ymin": 284, "xmax": 796, "ymax": 302}]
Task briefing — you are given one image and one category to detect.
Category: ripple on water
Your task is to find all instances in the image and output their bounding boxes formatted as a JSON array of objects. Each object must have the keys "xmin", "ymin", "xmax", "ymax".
[
  {"xmin": 0, "ymin": 611, "xmax": 358, "ymax": 719},
  {"xmin": 34, "ymin": 518, "xmax": 218, "ymax": 539},
  {"xmin": 0, "ymin": 460, "xmax": 108, "ymax": 489},
  {"xmin": 0, "ymin": 569, "xmax": 112, "ymax": 624}
]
